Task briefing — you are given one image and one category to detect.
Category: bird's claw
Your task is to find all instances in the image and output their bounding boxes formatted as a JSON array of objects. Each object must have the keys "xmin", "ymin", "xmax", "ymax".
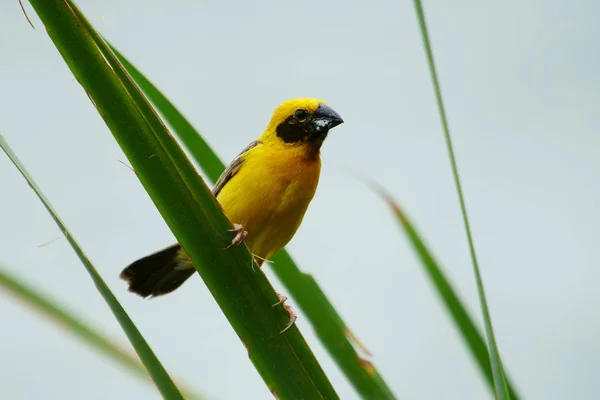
[
  {"xmin": 272, "ymin": 294, "xmax": 288, "ymax": 307},
  {"xmin": 273, "ymin": 292, "xmax": 296, "ymax": 333},
  {"xmin": 224, "ymin": 223, "xmax": 247, "ymax": 249},
  {"xmin": 280, "ymin": 305, "xmax": 297, "ymax": 334}
]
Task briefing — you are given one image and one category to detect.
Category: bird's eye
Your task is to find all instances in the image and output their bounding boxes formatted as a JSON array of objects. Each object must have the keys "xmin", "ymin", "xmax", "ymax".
[{"xmin": 294, "ymin": 109, "xmax": 308, "ymax": 119}]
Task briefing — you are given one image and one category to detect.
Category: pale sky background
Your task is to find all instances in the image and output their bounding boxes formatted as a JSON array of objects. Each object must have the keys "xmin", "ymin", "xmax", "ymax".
[{"xmin": 1, "ymin": 0, "xmax": 599, "ymax": 399}]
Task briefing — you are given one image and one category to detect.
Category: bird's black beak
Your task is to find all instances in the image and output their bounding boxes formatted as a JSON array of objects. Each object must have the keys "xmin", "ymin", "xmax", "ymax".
[{"xmin": 310, "ymin": 103, "xmax": 344, "ymax": 133}]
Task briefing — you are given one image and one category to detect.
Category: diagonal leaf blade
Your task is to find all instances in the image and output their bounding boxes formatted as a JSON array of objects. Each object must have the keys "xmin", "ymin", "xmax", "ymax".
[
  {"xmin": 0, "ymin": 266, "xmax": 146, "ymax": 379},
  {"xmin": 24, "ymin": 0, "xmax": 339, "ymax": 398},
  {"xmin": 0, "ymin": 266, "xmax": 205, "ymax": 400},
  {"xmin": 373, "ymin": 186, "xmax": 520, "ymax": 399},
  {"xmin": 110, "ymin": 48, "xmax": 397, "ymax": 399},
  {"xmin": 412, "ymin": 1, "xmax": 511, "ymax": 398},
  {"xmin": 0, "ymin": 135, "xmax": 185, "ymax": 400},
  {"xmin": 108, "ymin": 47, "xmax": 223, "ymax": 182}
]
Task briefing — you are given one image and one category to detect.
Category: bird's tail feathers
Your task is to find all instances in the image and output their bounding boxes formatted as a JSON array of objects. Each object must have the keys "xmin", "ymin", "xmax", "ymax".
[{"xmin": 120, "ymin": 244, "xmax": 194, "ymax": 297}]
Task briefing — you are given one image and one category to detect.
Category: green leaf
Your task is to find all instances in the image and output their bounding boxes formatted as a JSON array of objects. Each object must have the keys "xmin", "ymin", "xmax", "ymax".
[
  {"xmin": 0, "ymin": 266, "xmax": 205, "ymax": 400},
  {"xmin": 412, "ymin": 1, "xmax": 512, "ymax": 398},
  {"xmin": 0, "ymin": 135, "xmax": 185, "ymax": 400},
  {"xmin": 108, "ymin": 48, "xmax": 223, "ymax": 183},
  {"xmin": 111, "ymin": 47, "xmax": 397, "ymax": 399},
  {"xmin": 25, "ymin": 0, "xmax": 339, "ymax": 398},
  {"xmin": 373, "ymin": 186, "xmax": 520, "ymax": 399}
]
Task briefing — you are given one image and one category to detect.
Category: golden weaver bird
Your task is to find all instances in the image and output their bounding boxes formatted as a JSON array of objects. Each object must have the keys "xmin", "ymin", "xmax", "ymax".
[{"xmin": 120, "ymin": 98, "xmax": 343, "ymax": 331}]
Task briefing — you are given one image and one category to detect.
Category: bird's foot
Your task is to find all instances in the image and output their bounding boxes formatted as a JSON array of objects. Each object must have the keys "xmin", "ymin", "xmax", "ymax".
[
  {"xmin": 272, "ymin": 293, "xmax": 288, "ymax": 307},
  {"xmin": 251, "ymin": 253, "xmax": 272, "ymax": 271},
  {"xmin": 224, "ymin": 223, "xmax": 247, "ymax": 249},
  {"xmin": 272, "ymin": 292, "xmax": 297, "ymax": 333}
]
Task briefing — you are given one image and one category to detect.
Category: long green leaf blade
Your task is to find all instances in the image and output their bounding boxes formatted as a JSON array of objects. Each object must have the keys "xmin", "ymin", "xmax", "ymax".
[
  {"xmin": 0, "ymin": 267, "xmax": 145, "ymax": 378},
  {"xmin": 25, "ymin": 0, "xmax": 339, "ymax": 398},
  {"xmin": 0, "ymin": 135, "xmax": 185, "ymax": 400},
  {"xmin": 374, "ymin": 187, "xmax": 520, "ymax": 399},
  {"xmin": 108, "ymin": 48, "xmax": 223, "ymax": 182},
  {"xmin": 0, "ymin": 267, "xmax": 205, "ymax": 400},
  {"xmin": 111, "ymin": 48, "xmax": 397, "ymax": 399},
  {"xmin": 412, "ymin": 2, "xmax": 511, "ymax": 397}
]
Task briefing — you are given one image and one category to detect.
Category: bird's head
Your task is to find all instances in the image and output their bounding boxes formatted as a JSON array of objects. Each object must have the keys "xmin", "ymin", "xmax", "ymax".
[{"xmin": 261, "ymin": 98, "xmax": 344, "ymax": 156}]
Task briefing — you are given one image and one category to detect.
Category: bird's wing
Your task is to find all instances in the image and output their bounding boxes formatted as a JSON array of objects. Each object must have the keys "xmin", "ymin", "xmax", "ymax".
[{"xmin": 212, "ymin": 140, "xmax": 262, "ymax": 197}]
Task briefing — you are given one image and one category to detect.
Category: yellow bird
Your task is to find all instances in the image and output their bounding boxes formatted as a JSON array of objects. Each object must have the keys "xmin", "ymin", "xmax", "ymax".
[{"xmin": 120, "ymin": 98, "xmax": 343, "ymax": 330}]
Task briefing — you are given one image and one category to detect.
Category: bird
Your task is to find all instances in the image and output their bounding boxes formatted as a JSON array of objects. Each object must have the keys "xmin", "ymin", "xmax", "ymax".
[{"xmin": 120, "ymin": 98, "xmax": 344, "ymax": 332}]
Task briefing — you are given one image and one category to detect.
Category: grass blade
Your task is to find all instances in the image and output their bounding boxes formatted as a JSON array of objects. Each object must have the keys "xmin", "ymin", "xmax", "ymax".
[
  {"xmin": 373, "ymin": 187, "xmax": 520, "ymax": 399},
  {"xmin": 25, "ymin": 0, "xmax": 339, "ymax": 397},
  {"xmin": 0, "ymin": 135, "xmax": 185, "ymax": 399},
  {"xmin": 0, "ymin": 266, "xmax": 145, "ymax": 378},
  {"xmin": 412, "ymin": 2, "xmax": 511, "ymax": 398},
  {"xmin": 0, "ymin": 267, "xmax": 205, "ymax": 400},
  {"xmin": 108, "ymin": 47, "xmax": 223, "ymax": 183},
  {"xmin": 111, "ymin": 48, "xmax": 397, "ymax": 399}
]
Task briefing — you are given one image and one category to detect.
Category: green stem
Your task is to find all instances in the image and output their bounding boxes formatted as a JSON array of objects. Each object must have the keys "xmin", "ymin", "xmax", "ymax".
[{"xmin": 411, "ymin": 2, "xmax": 510, "ymax": 399}]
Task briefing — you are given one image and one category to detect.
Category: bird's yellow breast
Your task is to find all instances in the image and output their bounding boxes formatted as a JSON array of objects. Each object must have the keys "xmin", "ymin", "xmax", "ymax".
[{"xmin": 216, "ymin": 144, "xmax": 321, "ymax": 259}]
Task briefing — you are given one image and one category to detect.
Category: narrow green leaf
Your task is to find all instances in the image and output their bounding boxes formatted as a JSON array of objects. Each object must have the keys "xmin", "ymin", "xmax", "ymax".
[
  {"xmin": 111, "ymin": 48, "xmax": 397, "ymax": 399},
  {"xmin": 373, "ymin": 186, "xmax": 520, "ymax": 399},
  {"xmin": 411, "ymin": 2, "xmax": 511, "ymax": 398},
  {"xmin": 25, "ymin": 0, "xmax": 339, "ymax": 398},
  {"xmin": 271, "ymin": 252, "xmax": 397, "ymax": 399},
  {"xmin": 108, "ymin": 47, "xmax": 223, "ymax": 182},
  {"xmin": 0, "ymin": 135, "xmax": 185, "ymax": 400},
  {"xmin": 0, "ymin": 267, "xmax": 205, "ymax": 400}
]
